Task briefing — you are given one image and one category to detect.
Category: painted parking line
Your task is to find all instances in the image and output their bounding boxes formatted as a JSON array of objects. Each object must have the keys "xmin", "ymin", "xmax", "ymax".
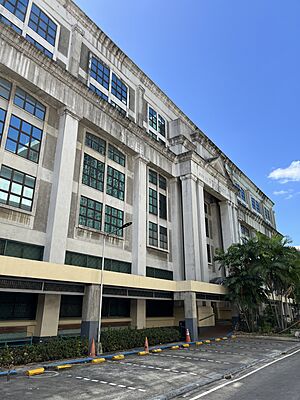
[
  {"xmin": 75, "ymin": 375, "xmax": 146, "ymax": 392},
  {"xmin": 151, "ymin": 353, "xmax": 233, "ymax": 365},
  {"xmin": 113, "ymin": 360, "xmax": 201, "ymax": 376}
]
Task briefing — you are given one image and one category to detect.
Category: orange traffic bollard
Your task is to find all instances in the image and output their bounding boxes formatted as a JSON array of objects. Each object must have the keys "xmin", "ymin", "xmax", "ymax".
[
  {"xmin": 185, "ymin": 328, "xmax": 191, "ymax": 343},
  {"xmin": 89, "ymin": 338, "xmax": 96, "ymax": 357},
  {"xmin": 144, "ymin": 337, "xmax": 149, "ymax": 353}
]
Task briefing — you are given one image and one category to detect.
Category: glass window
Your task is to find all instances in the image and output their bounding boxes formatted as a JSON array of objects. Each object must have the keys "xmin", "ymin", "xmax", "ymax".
[
  {"xmin": 207, "ymin": 244, "xmax": 212, "ymax": 263},
  {"xmin": 60, "ymin": 295, "xmax": 82, "ymax": 318},
  {"xmin": 108, "ymin": 144, "xmax": 125, "ymax": 167},
  {"xmin": 0, "ymin": 108, "xmax": 6, "ymax": 143},
  {"xmin": 90, "ymin": 57, "xmax": 110, "ymax": 90},
  {"xmin": 6, "ymin": 115, "xmax": 43, "ymax": 163},
  {"xmin": 102, "ymin": 297, "xmax": 130, "ymax": 318},
  {"xmin": 0, "ymin": 165, "xmax": 35, "ymax": 211},
  {"xmin": 159, "ymin": 174, "xmax": 167, "ymax": 190},
  {"xmin": 159, "ymin": 193, "xmax": 167, "ymax": 219},
  {"xmin": 264, "ymin": 207, "xmax": 271, "ymax": 221},
  {"xmin": 149, "ymin": 106, "xmax": 157, "ymax": 130},
  {"xmin": 251, "ymin": 197, "xmax": 261, "ymax": 213},
  {"xmin": 0, "ymin": 0, "xmax": 29, "ymax": 22},
  {"xmin": 25, "ymin": 34, "xmax": 53, "ymax": 58},
  {"xmin": 85, "ymin": 132, "xmax": 106, "ymax": 155},
  {"xmin": 146, "ymin": 300, "xmax": 173, "ymax": 317},
  {"xmin": 0, "ymin": 292, "xmax": 38, "ymax": 320},
  {"xmin": 149, "ymin": 221, "xmax": 158, "ymax": 247},
  {"xmin": 235, "ymin": 183, "xmax": 246, "ymax": 202},
  {"xmin": 159, "ymin": 226, "xmax": 168, "ymax": 250},
  {"xmin": 106, "ymin": 166, "xmax": 125, "ymax": 201},
  {"xmin": 110, "ymin": 100, "xmax": 126, "ymax": 117},
  {"xmin": 149, "ymin": 188, "xmax": 157, "ymax": 215},
  {"xmin": 241, "ymin": 224, "xmax": 250, "ymax": 237},
  {"xmin": 89, "ymin": 84, "xmax": 109, "ymax": 102},
  {"xmin": 0, "ymin": 238, "xmax": 43, "ymax": 260},
  {"xmin": 111, "ymin": 73, "xmax": 127, "ymax": 105},
  {"xmin": 158, "ymin": 114, "xmax": 166, "ymax": 137},
  {"xmin": 14, "ymin": 87, "xmax": 46, "ymax": 120},
  {"xmin": 149, "ymin": 169, "xmax": 157, "ymax": 185},
  {"xmin": 146, "ymin": 267, "xmax": 173, "ymax": 280},
  {"xmin": 0, "ymin": 14, "xmax": 22, "ymax": 33},
  {"xmin": 104, "ymin": 205, "xmax": 124, "ymax": 237},
  {"xmin": 82, "ymin": 153, "xmax": 105, "ymax": 192},
  {"xmin": 79, "ymin": 196, "xmax": 102, "ymax": 231},
  {"xmin": 28, "ymin": 3, "xmax": 57, "ymax": 45},
  {"xmin": 0, "ymin": 77, "xmax": 12, "ymax": 100}
]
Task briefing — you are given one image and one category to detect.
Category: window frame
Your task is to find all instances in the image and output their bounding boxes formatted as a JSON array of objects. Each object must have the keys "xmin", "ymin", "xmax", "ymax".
[{"xmin": 147, "ymin": 104, "xmax": 167, "ymax": 145}]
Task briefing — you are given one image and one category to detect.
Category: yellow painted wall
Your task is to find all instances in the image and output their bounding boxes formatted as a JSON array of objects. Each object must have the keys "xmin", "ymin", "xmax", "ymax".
[{"xmin": 146, "ymin": 317, "xmax": 175, "ymax": 328}]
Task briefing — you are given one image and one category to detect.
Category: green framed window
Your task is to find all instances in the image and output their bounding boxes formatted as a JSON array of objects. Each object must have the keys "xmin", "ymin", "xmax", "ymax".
[
  {"xmin": 106, "ymin": 166, "xmax": 125, "ymax": 200},
  {"xmin": 0, "ymin": 238, "xmax": 43, "ymax": 260},
  {"xmin": 159, "ymin": 226, "xmax": 168, "ymax": 250},
  {"xmin": 146, "ymin": 266, "xmax": 173, "ymax": 280},
  {"xmin": 6, "ymin": 115, "xmax": 43, "ymax": 163},
  {"xmin": 79, "ymin": 196, "xmax": 102, "ymax": 231},
  {"xmin": 149, "ymin": 188, "xmax": 157, "ymax": 215},
  {"xmin": 158, "ymin": 114, "xmax": 166, "ymax": 137},
  {"xmin": 149, "ymin": 106, "xmax": 157, "ymax": 130},
  {"xmin": 149, "ymin": 222, "xmax": 158, "ymax": 247},
  {"xmin": 149, "ymin": 169, "xmax": 157, "ymax": 185},
  {"xmin": 85, "ymin": 132, "xmax": 106, "ymax": 155},
  {"xmin": 0, "ymin": 165, "xmax": 35, "ymax": 211},
  {"xmin": 159, "ymin": 175, "xmax": 167, "ymax": 190},
  {"xmin": 108, "ymin": 144, "xmax": 125, "ymax": 167},
  {"xmin": 82, "ymin": 153, "xmax": 105, "ymax": 192},
  {"xmin": 159, "ymin": 193, "xmax": 167, "ymax": 219},
  {"xmin": 104, "ymin": 205, "xmax": 124, "ymax": 237}
]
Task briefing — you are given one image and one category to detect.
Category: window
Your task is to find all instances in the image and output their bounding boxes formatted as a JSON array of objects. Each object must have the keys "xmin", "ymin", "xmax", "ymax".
[
  {"xmin": 159, "ymin": 193, "xmax": 167, "ymax": 219},
  {"xmin": 102, "ymin": 297, "xmax": 130, "ymax": 318},
  {"xmin": 264, "ymin": 207, "xmax": 271, "ymax": 221},
  {"xmin": 207, "ymin": 244, "xmax": 212, "ymax": 263},
  {"xmin": 251, "ymin": 197, "xmax": 261, "ymax": 213},
  {"xmin": 60, "ymin": 295, "xmax": 82, "ymax": 318},
  {"xmin": 159, "ymin": 226, "xmax": 168, "ymax": 249},
  {"xmin": 149, "ymin": 169, "xmax": 157, "ymax": 185},
  {"xmin": 14, "ymin": 87, "xmax": 46, "ymax": 120},
  {"xmin": 85, "ymin": 132, "xmax": 106, "ymax": 155},
  {"xmin": 241, "ymin": 224, "xmax": 250, "ymax": 237},
  {"xmin": 111, "ymin": 73, "xmax": 127, "ymax": 105},
  {"xmin": 146, "ymin": 300, "xmax": 173, "ymax": 317},
  {"xmin": 104, "ymin": 258, "xmax": 131, "ymax": 274},
  {"xmin": 90, "ymin": 56, "xmax": 110, "ymax": 90},
  {"xmin": 149, "ymin": 107, "xmax": 157, "ymax": 130},
  {"xmin": 149, "ymin": 221, "xmax": 158, "ymax": 247},
  {"xmin": 0, "ymin": 292, "xmax": 37, "ymax": 320},
  {"xmin": 0, "ymin": 108, "xmax": 6, "ymax": 143},
  {"xmin": 235, "ymin": 183, "xmax": 246, "ymax": 202},
  {"xmin": 0, "ymin": 0, "xmax": 29, "ymax": 22},
  {"xmin": 26, "ymin": 34, "xmax": 53, "ymax": 58},
  {"xmin": 28, "ymin": 3, "xmax": 57, "ymax": 45},
  {"xmin": 79, "ymin": 196, "xmax": 102, "ymax": 231},
  {"xmin": 158, "ymin": 114, "xmax": 166, "ymax": 137},
  {"xmin": 0, "ymin": 165, "xmax": 35, "ymax": 211},
  {"xmin": 106, "ymin": 166, "xmax": 125, "ymax": 200},
  {"xmin": 149, "ymin": 188, "xmax": 157, "ymax": 215},
  {"xmin": 110, "ymin": 100, "xmax": 126, "ymax": 117},
  {"xmin": 104, "ymin": 205, "xmax": 124, "ymax": 237},
  {"xmin": 146, "ymin": 267, "xmax": 173, "ymax": 280},
  {"xmin": 0, "ymin": 14, "xmax": 22, "ymax": 33},
  {"xmin": 89, "ymin": 84, "xmax": 109, "ymax": 102},
  {"xmin": 0, "ymin": 77, "xmax": 12, "ymax": 100},
  {"xmin": 0, "ymin": 238, "xmax": 43, "ymax": 260},
  {"xmin": 108, "ymin": 144, "xmax": 125, "ymax": 167},
  {"xmin": 205, "ymin": 217, "xmax": 210, "ymax": 238},
  {"xmin": 82, "ymin": 153, "xmax": 105, "ymax": 192},
  {"xmin": 6, "ymin": 115, "xmax": 43, "ymax": 163},
  {"xmin": 159, "ymin": 175, "xmax": 167, "ymax": 190}
]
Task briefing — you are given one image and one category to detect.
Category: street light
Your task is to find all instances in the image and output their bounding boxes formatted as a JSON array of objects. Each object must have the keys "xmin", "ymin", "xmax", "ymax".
[{"xmin": 97, "ymin": 221, "xmax": 132, "ymax": 355}]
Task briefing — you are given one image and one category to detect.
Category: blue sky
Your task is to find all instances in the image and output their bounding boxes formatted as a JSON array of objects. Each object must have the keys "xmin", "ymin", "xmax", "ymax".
[{"xmin": 75, "ymin": 0, "xmax": 300, "ymax": 245}]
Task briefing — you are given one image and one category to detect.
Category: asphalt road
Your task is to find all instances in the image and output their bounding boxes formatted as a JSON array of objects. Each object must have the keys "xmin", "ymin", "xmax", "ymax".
[
  {"xmin": 1, "ymin": 337, "xmax": 299, "ymax": 400},
  {"xmin": 181, "ymin": 347, "xmax": 300, "ymax": 400}
]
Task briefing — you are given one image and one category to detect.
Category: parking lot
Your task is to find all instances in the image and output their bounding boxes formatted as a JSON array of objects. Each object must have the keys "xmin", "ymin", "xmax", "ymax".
[{"xmin": 1, "ymin": 337, "xmax": 299, "ymax": 400}]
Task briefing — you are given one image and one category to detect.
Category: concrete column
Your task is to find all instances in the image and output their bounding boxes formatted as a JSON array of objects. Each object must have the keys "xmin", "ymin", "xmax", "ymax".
[
  {"xmin": 34, "ymin": 294, "xmax": 61, "ymax": 338},
  {"xmin": 180, "ymin": 174, "xmax": 201, "ymax": 281},
  {"xmin": 136, "ymin": 85, "xmax": 145, "ymax": 127},
  {"xmin": 132, "ymin": 155, "xmax": 148, "ymax": 276},
  {"xmin": 219, "ymin": 200, "xmax": 236, "ymax": 251},
  {"xmin": 130, "ymin": 299, "xmax": 146, "ymax": 329},
  {"xmin": 196, "ymin": 180, "xmax": 209, "ymax": 282},
  {"xmin": 81, "ymin": 285, "xmax": 100, "ymax": 344},
  {"xmin": 69, "ymin": 25, "xmax": 84, "ymax": 77},
  {"xmin": 44, "ymin": 109, "xmax": 80, "ymax": 264},
  {"xmin": 175, "ymin": 292, "xmax": 198, "ymax": 341}
]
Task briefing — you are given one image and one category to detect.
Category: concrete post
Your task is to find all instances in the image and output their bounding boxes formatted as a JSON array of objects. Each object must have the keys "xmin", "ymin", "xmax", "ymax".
[
  {"xmin": 132, "ymin": 155, "xmax": 148, "ymax": 276},
  {"xmin": 69, "ymin": 25, "xmax": 84, "ymax": 77},
  {"xmin": 180, "ymin": 174, "xmax": 201, "ymax": 281},
  {"xmin": 81, "ymin": 285, "xmax": 100, "ymax": 345},
  {"xmin": 34, "ymin": 294, "xmax": 61, "ymax": 339},
  {"xmin": 136, "ymin": 85, "xmax": 145, "ymax": 127},
  {"xmin": 130, "ymin": 299, "xmax": 146, "ymax": 329},
  {"xmin": 196, "ymin": 180, "xmax": 209, "ymax": 282},
  {"xmin": 175, "ymin": 292, "xmax": 198, "ymax": 341},
  {"xmin": 219, "ymin": 200, "xmax": 236, "ymax": 251},
  {"xmin": 44, "ymin": 108, "xmax": 80, "ymax": 264}
]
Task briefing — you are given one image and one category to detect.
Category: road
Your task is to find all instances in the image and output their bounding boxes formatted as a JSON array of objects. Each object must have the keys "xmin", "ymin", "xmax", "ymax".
[
  {"xmin": 179, "ymin": 347, "xmax": 300, "ymax": 400},
  {"xmin": 1, "ymin": 337, "xmax": 299, "ymax": 399}
]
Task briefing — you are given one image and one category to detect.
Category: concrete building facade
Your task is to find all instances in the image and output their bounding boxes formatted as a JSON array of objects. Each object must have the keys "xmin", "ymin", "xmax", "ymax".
[{"xmin": 0, "ymin": 0, "xmax": 278, "ymax": 343}]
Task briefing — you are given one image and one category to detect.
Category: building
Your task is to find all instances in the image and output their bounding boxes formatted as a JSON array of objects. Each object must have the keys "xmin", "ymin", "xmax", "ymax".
[{"xmin": 0, "ymin": 0, "xmax": 278, "ymax": 343}]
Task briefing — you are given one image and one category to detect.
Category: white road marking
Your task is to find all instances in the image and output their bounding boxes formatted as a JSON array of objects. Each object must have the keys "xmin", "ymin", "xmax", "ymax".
[
  {"xmin": 138, "ymin": 389, "xmax": 146, "ymax": 392},
  {"xmin": 100, "ymin": 380, "xmax": 107, "ymax": 384},
  {"xmin": 83, "ymin": 378, "xmax": 90, "ymax": 381},
  {"xmin": 118, "ymin": 385, "xmax": 126, "ymax": 388},
  {"xmin": 109, "ymin": 383, "xmax": 117, "ymax": 386},
  {"xmin": 188, "ymin": 347, "xmax": 300, "ymax": 399},
  {"xmin": 128, "ymin": 387, "xmax": 136, "ymax": 390},
  {"xmin": 91, "ymin": 379, "xmax": 99, "ymax": 382},
  {"xmin": 76, "ymin": 377, "xmax": 83, "ymax": 379}
]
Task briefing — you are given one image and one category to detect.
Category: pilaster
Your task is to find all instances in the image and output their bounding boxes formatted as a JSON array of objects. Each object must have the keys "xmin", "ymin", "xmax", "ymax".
[{"xmin": 69, "ymin": 24, "xmax": 85, "ymax": 77}]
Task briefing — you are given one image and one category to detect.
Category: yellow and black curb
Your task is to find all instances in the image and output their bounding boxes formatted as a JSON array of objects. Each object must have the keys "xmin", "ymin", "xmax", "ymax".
[{"xmin": 26, "ymin": 368, "xmax": 45, "ymax": 376}]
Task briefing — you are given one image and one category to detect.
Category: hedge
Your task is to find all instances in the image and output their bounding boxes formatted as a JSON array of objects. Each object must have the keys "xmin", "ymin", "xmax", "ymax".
[{"xmin": 0, "ymin": 326, "xmax": 180, "ymax": 368}]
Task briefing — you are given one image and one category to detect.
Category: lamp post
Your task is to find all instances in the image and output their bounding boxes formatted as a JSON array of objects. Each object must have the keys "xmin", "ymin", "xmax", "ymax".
[{"xmin": 97, "ymin": 221, "xmax": 132, "ymax": 355}]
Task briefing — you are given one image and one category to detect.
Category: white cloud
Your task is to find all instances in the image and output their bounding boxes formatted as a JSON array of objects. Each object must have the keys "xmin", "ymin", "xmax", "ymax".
[
  {"xmin": 273, "ymin": 190, "xmax": 291, "ymax": 195},
  {"xmin": 285, "ymin": 194, "xmax": 293, "ymax": 200},
  {"xmin": 268, "ymin": 161, "xmax": 300, "ymax": 183}
]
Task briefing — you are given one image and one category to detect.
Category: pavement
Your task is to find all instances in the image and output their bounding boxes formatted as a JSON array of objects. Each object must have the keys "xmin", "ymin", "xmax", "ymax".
[{"xmin": 1, "ymin": 337, "xmax": 299, "ymax": 400}]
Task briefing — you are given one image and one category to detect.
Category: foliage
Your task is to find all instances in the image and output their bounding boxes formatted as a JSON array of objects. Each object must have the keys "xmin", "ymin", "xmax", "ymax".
[
  {"xmin": 0, "ymin": 327, "xmax": 180, "ymax": 368},
  {"xmin": 215, "ymin": 234, "xmax": 300, "ymax": 332}
]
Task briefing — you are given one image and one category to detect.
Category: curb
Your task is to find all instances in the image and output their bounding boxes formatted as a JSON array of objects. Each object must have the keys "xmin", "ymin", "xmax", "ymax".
[{"xmin": 0, "ymin": 333, "xmax": 235, "ymax": 377}]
